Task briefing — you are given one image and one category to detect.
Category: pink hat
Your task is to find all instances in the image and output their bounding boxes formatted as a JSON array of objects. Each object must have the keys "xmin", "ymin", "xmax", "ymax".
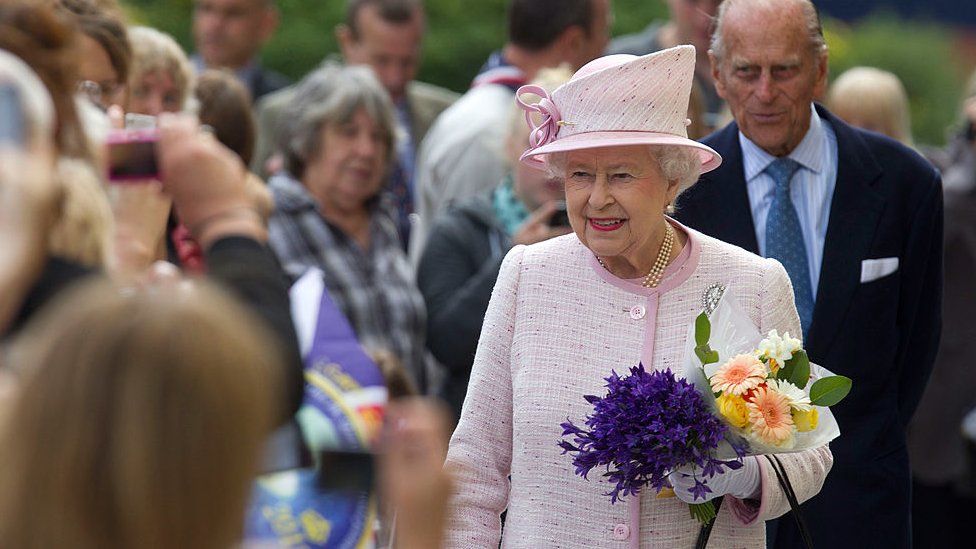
[{"xmin": 517, "ymin": 45, "xmax": 721, "ymax": 173}]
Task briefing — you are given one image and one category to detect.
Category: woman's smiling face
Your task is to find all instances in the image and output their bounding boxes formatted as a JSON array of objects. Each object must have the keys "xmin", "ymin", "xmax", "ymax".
[{"xmin": 561, "ymin": 145, "xmax": 679, "ymax": 270}]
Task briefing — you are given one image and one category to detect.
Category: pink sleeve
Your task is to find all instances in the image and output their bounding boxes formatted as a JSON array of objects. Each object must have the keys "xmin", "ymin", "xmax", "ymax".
[
  {"xmin": 442, "ymin": 245, "xmax": 524, "ymax": 548},
  {"xmin": 726, "ymin": 445, "xmax": 833, "ymax": 525}
]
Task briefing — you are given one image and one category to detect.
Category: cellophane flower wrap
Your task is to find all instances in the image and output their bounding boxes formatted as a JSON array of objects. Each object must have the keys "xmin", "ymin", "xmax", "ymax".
[
  {"xmin": 683, "ymin": 285, "xmax": 851, "ymax": 458},
  {"xmin": 558, "ymin": 365, "xmax": 746, "ymax": 522}
]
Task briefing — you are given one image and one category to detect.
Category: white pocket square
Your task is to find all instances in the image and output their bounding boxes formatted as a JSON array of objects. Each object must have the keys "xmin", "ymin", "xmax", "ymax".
[{"xmin": 860, "ymin": 257, "xmax": 899, "ymax": 283}]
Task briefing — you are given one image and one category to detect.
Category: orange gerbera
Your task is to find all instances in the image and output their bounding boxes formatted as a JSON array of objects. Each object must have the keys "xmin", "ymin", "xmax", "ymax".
[
  {"xmin": 710, "ymin": 354, "xmax": 767, "ymax": 396},
  {"xmin": 747, "ymin": 386, "xmax": 795, "ymax": 447}
]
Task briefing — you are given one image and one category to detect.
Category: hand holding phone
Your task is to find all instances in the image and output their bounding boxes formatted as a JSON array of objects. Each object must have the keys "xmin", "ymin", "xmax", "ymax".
[
  {"xmin": 548, "ymin": 200, "xmax": 571, "ymax": 227},
  {"xmin": 512, "ymin": 201, "xmax": 572, "ymax": 247},
  {"xmin": 106, "ymin": 128, "xmax": 159, "ymax": 182}
]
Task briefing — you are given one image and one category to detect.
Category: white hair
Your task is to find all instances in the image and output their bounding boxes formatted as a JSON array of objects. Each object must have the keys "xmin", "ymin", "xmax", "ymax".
[{"xmin": 710, "ymin": 0, "xmax": 827, "ymax": 63}]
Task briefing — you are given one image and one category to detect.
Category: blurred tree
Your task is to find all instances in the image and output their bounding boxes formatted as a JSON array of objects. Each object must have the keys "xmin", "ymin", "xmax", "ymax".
[
  {"xmin": 122, "ymin": 0, "xmax": 667, "ymax": 92},
  {"xmin": 824, "ymin": 14, "xmax": 966, "ymax": 146}
]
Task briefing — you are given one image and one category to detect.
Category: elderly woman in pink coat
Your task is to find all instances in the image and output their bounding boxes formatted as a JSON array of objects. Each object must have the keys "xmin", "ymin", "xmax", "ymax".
[{"xmin": 444, "ymin": 46, "xmax": 833, "ymax": 548}]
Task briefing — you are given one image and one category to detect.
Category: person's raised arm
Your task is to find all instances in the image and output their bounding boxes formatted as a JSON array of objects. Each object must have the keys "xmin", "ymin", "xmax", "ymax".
[{"xmin": 156, "ymin": 114, "xmax": 304, "ymax": 421}]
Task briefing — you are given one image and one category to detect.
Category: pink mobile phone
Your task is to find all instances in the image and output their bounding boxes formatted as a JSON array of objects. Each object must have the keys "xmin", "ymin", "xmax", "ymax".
[{"xmin": 105, "ymin": 128, "xmax": 158, "ymax": 182}]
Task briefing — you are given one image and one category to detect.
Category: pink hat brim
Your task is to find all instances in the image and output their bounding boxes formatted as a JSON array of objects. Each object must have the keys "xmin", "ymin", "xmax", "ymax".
[{"xmin": 520, "ymin": 131, "xmax": 722, "ymax": 174}]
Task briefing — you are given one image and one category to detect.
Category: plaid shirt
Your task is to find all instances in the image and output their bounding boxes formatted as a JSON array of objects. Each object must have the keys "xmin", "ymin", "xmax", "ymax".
[{"xmin": 268, "ymin": 173, "xmax": 429, "ymax": 388}]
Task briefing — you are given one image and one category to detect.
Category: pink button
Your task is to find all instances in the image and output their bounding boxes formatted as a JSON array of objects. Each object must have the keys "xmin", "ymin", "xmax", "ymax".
[
  {"xmin": 612, "ymin": 523, "xmax": 630, "ymax": 540},
  {"xmin": 629, "ymin": 305, "xmax": 646, "ymax": 320}
]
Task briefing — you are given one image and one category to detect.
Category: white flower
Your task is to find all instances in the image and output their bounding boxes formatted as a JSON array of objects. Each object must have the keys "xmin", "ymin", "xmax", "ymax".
[
  {"xmin": 758, "ymin": 330, "xmax": 803, "ymax": 364},
  {"xmin": 766, "ymin": 379, "xmax": 813, "ymax": 412}
]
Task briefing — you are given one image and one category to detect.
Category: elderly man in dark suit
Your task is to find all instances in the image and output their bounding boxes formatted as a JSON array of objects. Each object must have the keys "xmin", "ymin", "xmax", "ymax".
[{"xmin": 674, "ymin": 1, "xmax": 943, "ymax": 548}]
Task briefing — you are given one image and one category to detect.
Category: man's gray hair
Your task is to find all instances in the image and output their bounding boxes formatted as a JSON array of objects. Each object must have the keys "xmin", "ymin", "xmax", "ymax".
[
  {"xmin": 710, "ymin": 0, "xmax": 827, "ymax": 62},
  {"xmin": 545, "ymin": 145, "xmax": 703, "ymax": 195},
  {"xmin": 276, "ymin": 62, "xmax": 396, "ymax": 179}
]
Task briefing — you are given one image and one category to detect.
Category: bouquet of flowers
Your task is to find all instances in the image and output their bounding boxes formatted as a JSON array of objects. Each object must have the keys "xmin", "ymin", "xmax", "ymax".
[
  {"xmin": 558, "ymin": 284, "xmax": 851, "ymax": 526},
  {"xmin": 558, "ymin": 364, "xmax": 746, "ymax": 523},
  {"xmin": 685, "ymin": 284, "xmax": 851, "ymax": 460}
]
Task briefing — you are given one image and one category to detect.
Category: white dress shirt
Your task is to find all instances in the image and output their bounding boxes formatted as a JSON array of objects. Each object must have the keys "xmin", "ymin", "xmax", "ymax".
[{"xmin": 740, "ymin": 107, "xmax": 838, "ymax": 299}]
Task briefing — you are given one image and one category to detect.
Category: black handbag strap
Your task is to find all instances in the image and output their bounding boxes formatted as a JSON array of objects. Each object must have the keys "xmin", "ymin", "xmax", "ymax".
[
  {"xmin": 695, "ymin": 496, "xmax": 722, "ymax": 549},
  {"xmin": 764, "ymin": 454, "xmax": 815, "ymax": 549},
  {"xmin": 694, "ymin": 456, "xmax": 815, "ymax": 549}
]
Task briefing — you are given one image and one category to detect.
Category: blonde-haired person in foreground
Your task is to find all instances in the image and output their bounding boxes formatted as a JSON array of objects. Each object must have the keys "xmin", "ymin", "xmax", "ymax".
[
  {"xmin": 826, "ymin": 66, "xmax": 914, "ymax": 147},
  {"xmin": 0, "ymin": 280, "xmax": 281, "ymax": 549}
]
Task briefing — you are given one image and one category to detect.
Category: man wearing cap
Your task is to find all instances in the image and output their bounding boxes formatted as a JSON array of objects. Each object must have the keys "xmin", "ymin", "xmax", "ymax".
[
  {"xmin": 409, "ymin": 0, "xmax": 611, "ymax": 262},
  {"xmin": 674, "ymin": 1, "xmax": 943, "ymax": 547}
]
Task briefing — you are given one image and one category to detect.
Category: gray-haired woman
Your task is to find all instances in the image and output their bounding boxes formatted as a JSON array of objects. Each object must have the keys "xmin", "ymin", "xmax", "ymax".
[{"xmin": 267, "ymin": 62, "xmax": 429, "ymax": 388}]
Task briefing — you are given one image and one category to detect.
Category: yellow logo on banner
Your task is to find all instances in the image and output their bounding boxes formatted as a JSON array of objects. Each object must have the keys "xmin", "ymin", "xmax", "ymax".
[{"xmin": 300, "ymin": 509, "xmax": 332, "ymax": 543}]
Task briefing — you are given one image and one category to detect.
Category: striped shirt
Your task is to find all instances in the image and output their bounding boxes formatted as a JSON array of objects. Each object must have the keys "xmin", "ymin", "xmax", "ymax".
[
  {"xmin": 267, "ymin": 173, "xmax": 430, "ymax": 388},
  {"xmin": 740, "ymin": 107, "xmax": 838, "ymax": 298}
]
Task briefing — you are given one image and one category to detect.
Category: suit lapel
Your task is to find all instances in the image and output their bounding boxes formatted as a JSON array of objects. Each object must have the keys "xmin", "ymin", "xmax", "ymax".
[{"xmin": 806, "ymin": 107, "xmax": 885, "ymax": 357}]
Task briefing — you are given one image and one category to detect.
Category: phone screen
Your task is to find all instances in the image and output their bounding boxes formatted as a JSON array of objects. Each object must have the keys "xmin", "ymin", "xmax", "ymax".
[
  {"xmin": 106, "ymin": 129, "xmax": 158, "ymax": 181},
  {"xmin": 0, "ymin": 84, "xmax": 24, "ymax": 146},
  {"xmin": 549, "ymin": 201, "xmax": 571, "ymax": 227},
  {"xmin": 316, "ymin": 450, "xmax": 376, "ymax": 494}
]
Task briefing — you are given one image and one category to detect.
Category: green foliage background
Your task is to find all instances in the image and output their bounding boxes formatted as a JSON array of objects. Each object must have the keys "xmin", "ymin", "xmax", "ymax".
[
  {"xmin": 122, "ymin": 0, "xmax": 667, "ymax": 92},
  {"xmin": 122, "ymin": 1, "xmax": 967, "ymax": 145}
]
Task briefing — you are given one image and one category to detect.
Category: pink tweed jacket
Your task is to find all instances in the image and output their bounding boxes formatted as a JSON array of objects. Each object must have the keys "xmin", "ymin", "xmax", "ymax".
[{"xmin": 444, "ymin": 223, "xmax": 833, "ymax": 548}]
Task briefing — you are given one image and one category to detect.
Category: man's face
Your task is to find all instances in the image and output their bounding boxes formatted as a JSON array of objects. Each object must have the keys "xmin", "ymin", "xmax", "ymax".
[
  {"xmin": 193, "ymin": 0, "xmax": 276, "ymax": 69},
  {"xmin": 668, "ymin": 0, "xmax": 722, "ymax": 56},
  {"xmin": 339, "ymin": 5, "xmax": 424, "ymax": 102},
  {"xmin": 710, "ymin": 3, "xmax": 827, "ymax": 156}
]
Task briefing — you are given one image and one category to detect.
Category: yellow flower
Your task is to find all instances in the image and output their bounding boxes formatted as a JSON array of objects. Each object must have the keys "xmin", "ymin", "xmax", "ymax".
[
  {"xmin": 717, "ymin": 393, "xmax": 750, "ymax": 428},
  {"xmin": 792, "ymin": 408, "xmax": 819, "ymax": 432},
  {"xmin": 767, "ymin": 358, "xmax": 780, "ymax": 374}
]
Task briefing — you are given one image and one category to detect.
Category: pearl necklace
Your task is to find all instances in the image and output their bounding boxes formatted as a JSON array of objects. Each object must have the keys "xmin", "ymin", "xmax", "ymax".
[{"xmin": 596, "ymin": 222, "xmax": 676, "ymax": 288}]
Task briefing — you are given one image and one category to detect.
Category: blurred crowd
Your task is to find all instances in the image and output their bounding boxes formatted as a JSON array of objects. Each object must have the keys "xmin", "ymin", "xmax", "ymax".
[{"xmin": 0, "ymin": 0, "xmax": 974, "ymax": 547}]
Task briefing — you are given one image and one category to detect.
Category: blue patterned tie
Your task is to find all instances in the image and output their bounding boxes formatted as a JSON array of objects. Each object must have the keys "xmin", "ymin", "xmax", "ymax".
[{"xmin": 764, "ymin": 158, "xmax": 814, "ymax": 336}]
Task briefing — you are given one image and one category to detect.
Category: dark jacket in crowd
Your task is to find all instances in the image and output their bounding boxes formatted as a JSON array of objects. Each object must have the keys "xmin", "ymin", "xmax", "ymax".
[
  {"xmin": 416, "ymin": 195, "xmax": 510, "ymax": 417},
  {"xmin": 249, "ymin": 65, "xmax": 291, "ymax": 102},
  {"xmin": 6, "ymin": 237, "xmax": 305, "ymax": 425}
]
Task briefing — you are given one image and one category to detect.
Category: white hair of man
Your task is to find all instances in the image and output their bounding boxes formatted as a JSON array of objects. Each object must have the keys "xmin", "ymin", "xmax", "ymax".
[{"xmin": 709, "ymin": 0, "xmax": 827, "ymax": 62}]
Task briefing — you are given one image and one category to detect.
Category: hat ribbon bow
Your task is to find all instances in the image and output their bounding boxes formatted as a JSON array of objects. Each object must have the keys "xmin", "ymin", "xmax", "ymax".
[{"xmin": 516, "ymin": 85, "xmax": 568, "ymax": 149}]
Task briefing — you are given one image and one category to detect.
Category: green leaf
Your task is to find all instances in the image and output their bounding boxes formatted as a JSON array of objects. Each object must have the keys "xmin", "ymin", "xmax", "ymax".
[
  {"xmin": 777, "ymin": 350, "xmax": 811, "ymax": 388},
  {"xmin": 810, "ymin": 376, "xmax": 853, "ymax": 407},
  {"xmin": 689, "ymin": 501, "xmax": 716, "ymax": 524},
  {"xmin": 695, "ymin": 345, "xmax": 719, "ymax": 366},
  {"xmin": 695, "ymin": 312, "xmax": 711, "ymax": 347}
]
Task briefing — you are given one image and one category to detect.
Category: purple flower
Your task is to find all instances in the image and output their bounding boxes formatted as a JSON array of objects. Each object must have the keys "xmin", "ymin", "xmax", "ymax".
[{"xmin": 559, "ymin": 364, "xmax": 742, "ymax": 503}]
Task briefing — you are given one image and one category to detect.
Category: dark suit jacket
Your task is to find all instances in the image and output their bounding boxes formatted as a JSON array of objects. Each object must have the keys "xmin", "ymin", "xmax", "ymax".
[
  {"xmin": 675, "ymin": 105, "xmax": 944, "ymax": 549},
  {"xmin": 250, "ymin": 66, "xmax": 291, "ymax": 102}
]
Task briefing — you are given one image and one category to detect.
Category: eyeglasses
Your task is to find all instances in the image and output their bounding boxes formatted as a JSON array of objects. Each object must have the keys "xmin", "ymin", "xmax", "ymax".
[{"xmin": 76, "ymin": 80, "xmax": 123, "ymax": 110}]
